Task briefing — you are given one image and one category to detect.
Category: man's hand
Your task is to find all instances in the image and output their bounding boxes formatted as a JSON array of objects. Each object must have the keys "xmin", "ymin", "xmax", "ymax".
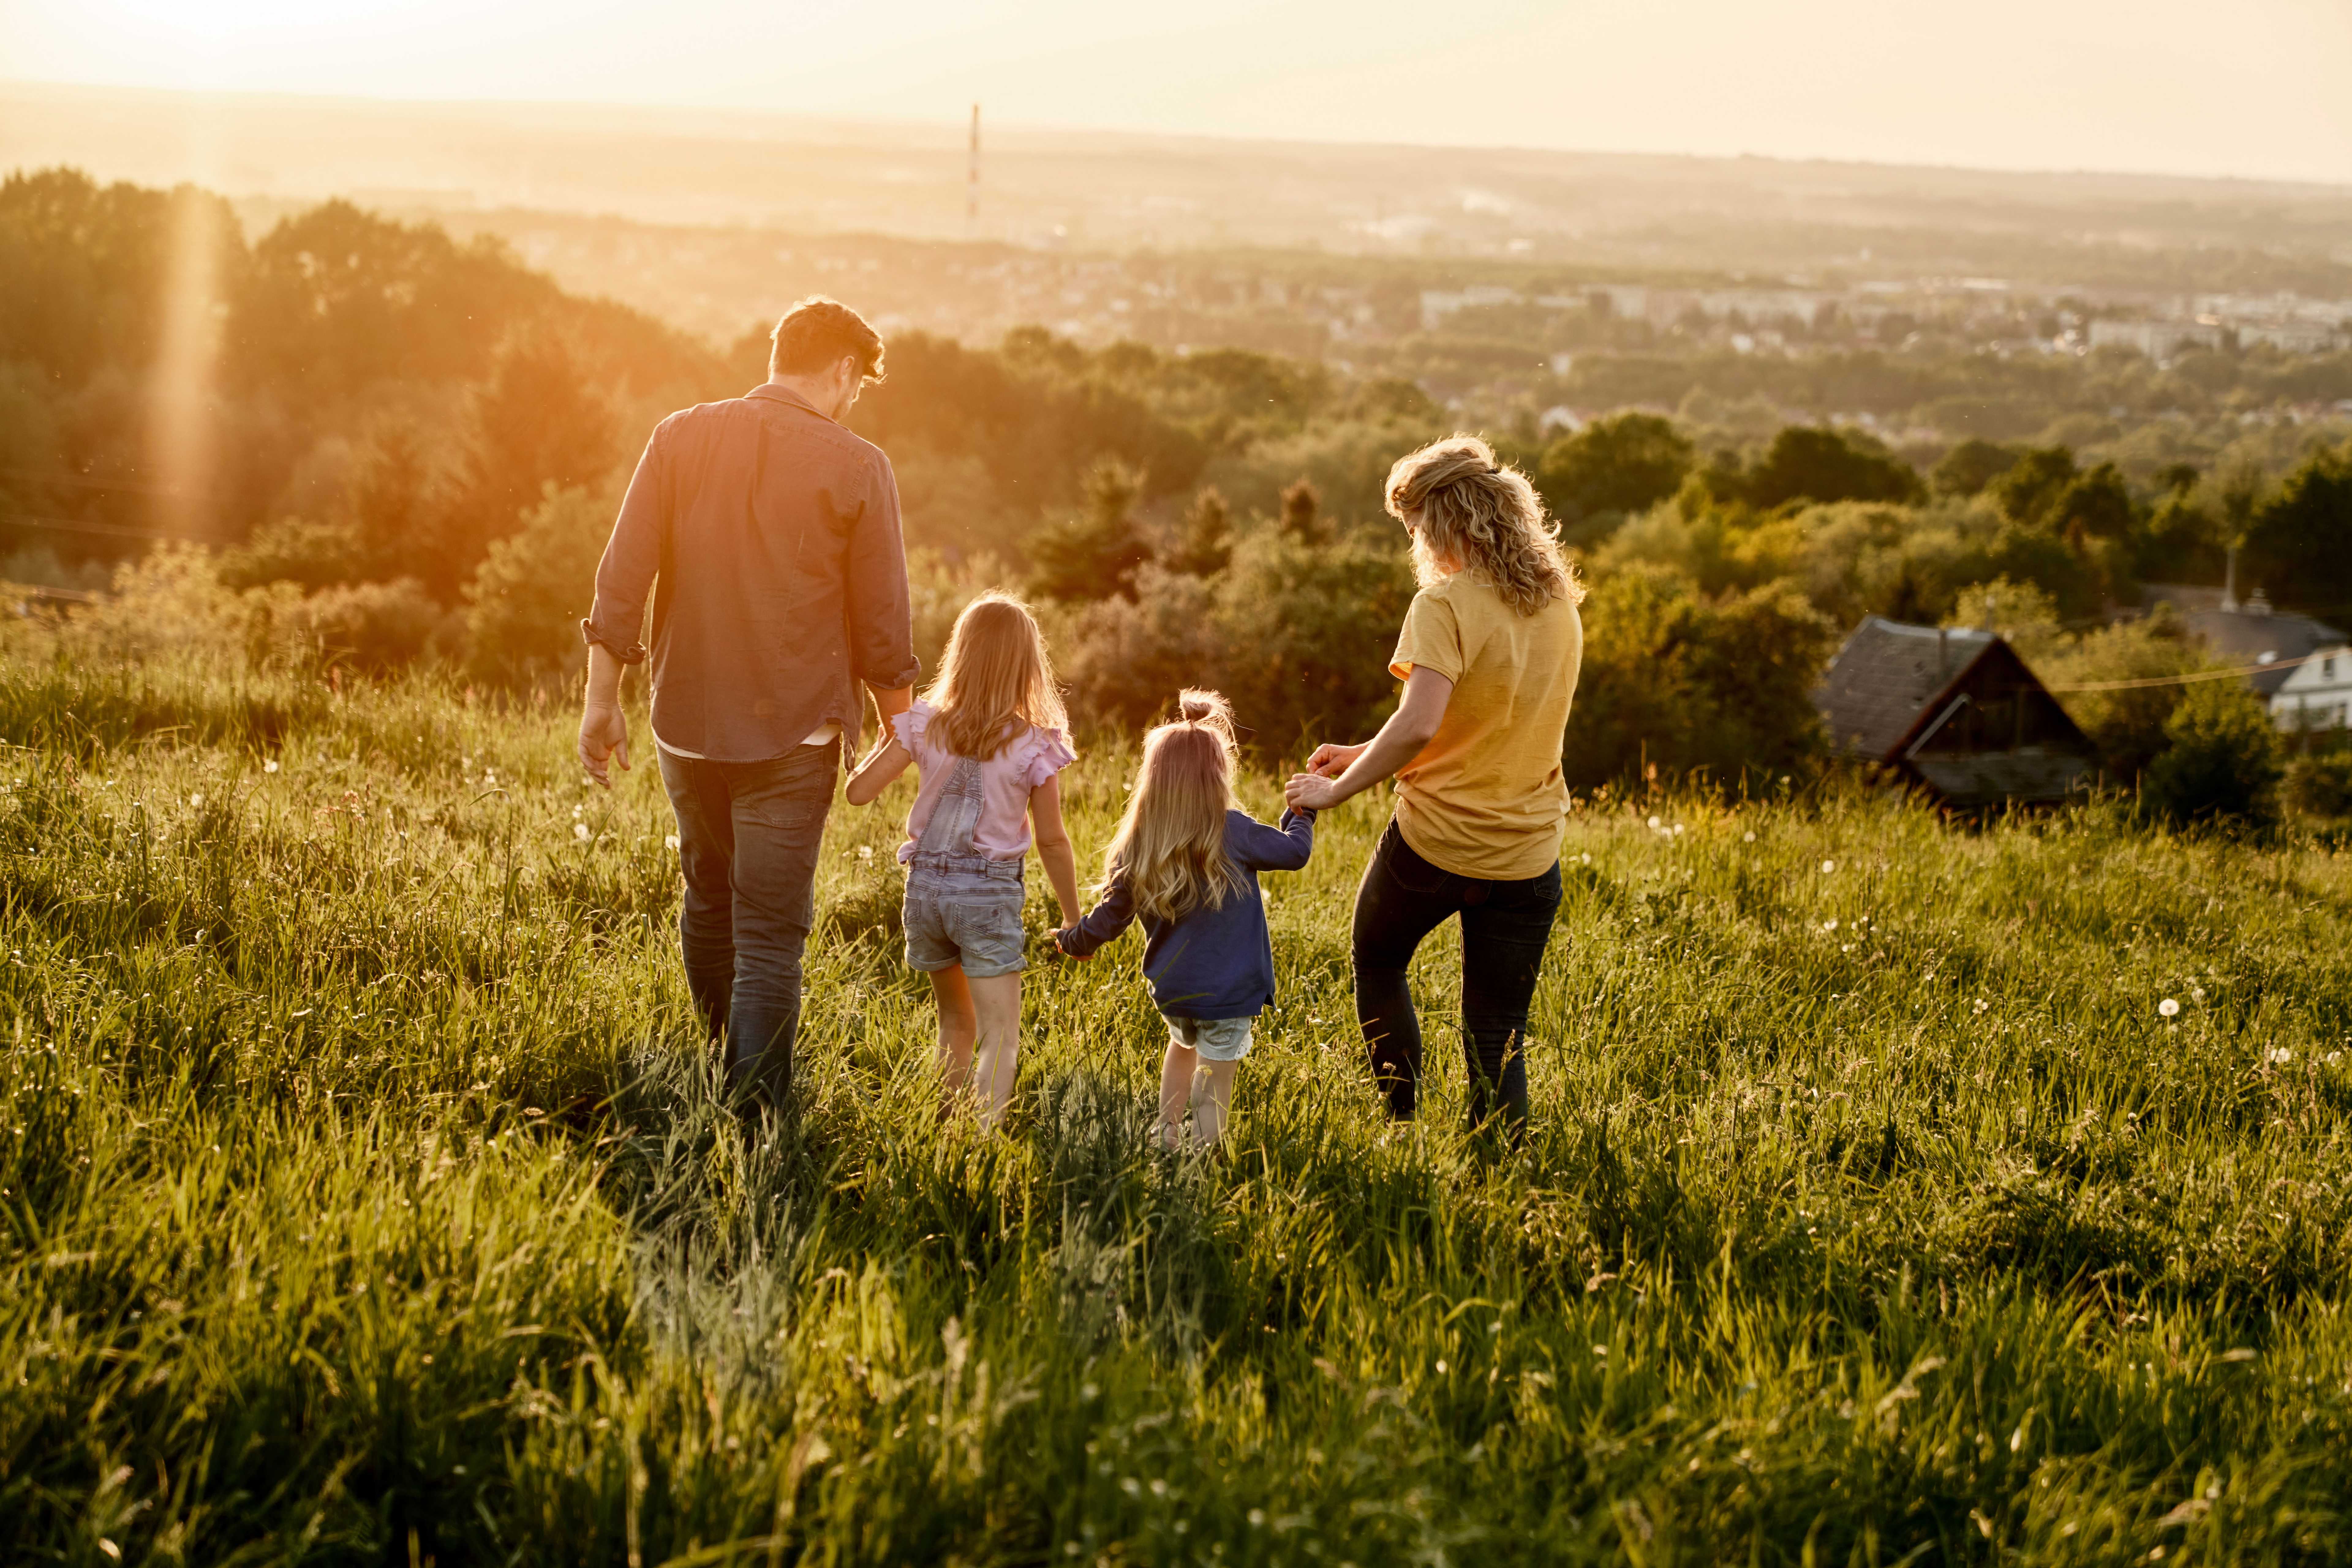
[
  {"xmin": 1285, "ymin": 772, "xmax": 1345, "ymax": 812},
  {"xmin": 1303, "ymin": 741, "xmax": 1367, "ymax": 778},
  {"xmin": 579, "ymin": 702, "xmax": 631, "ymax": 789}
]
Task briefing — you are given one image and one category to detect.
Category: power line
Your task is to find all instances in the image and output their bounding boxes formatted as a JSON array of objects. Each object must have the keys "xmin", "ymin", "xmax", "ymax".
[
  {"xmin": 0, "ymin": 466, "xmax": 191, "ymax": 498},
  {"xmin": 2046, "ymin": 651, "xmax": 2324, "ymax": 693},
  {"xmin": 1, "ymin": 514, "xmax": 195, "ymax": 543}
]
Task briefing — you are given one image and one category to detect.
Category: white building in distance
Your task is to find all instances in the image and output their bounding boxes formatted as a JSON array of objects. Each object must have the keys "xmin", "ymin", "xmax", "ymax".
[{"xmin": 2272, "ymin": 645, "xmax": 2352, "ymax": 734}]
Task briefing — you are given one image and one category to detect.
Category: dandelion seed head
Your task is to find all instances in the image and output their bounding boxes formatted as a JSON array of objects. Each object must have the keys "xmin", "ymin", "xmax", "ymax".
[
  {"xmin": 2158, "ymin": 998, "xmax": 2180, "ymax": 1018},
  {"xmin": 188, "ymin": 793, "xmax": 203, "ymax": 808},
  {"xmin": 1647, "ymin": 814, "xmax": 1661, "ymax": 830},
  {"xmin": 262, "ymin": 760, "xmax": 279, "ymax": 774},
  {"xmin": 1743, "ymin": 830, "xmax": 1756, "ymax": 842},
  {"xmin": 573, "ymin": 822, "xmax": 591, "ymax": 842},
  {"xmin": 2192, "ymin": 986, "xmax": 2207, "ymax": 1002},
  {"xmin": 1821, "ymin": 859, "xmax": 1837, "ymax": 874}
]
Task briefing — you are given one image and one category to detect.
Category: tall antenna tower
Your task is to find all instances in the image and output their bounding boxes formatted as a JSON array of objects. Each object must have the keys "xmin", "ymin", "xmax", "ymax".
[{"xmin": 966, "ymin": 103, "xmax": 981, "ymax": 236}]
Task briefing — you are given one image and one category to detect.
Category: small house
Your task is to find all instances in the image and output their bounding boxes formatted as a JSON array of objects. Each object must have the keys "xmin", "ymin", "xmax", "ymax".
[
  {"xmin": 1814, "ymin": 617, "xmax": 2097, "ymax": 808},
  {"xmin": 2271, "ymin": 643, "xmax": 2352, "ymax": 734}
]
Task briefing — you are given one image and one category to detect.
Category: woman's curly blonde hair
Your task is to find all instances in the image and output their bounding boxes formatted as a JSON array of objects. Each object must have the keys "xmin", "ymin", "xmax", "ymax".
[{"xmin": 1384, "ymin": 434, "xmax": 1583, "ymax": 616}]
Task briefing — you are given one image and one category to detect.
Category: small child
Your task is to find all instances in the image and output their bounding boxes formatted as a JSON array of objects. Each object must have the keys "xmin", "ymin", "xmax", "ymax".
[
  {"xmin": 1054, "ymin": 691, "xmax": 1314, "ymax": 1149},
  {"xmin": 847, "ymin": 593, "xmax": 1081, "ymax": 1126}
]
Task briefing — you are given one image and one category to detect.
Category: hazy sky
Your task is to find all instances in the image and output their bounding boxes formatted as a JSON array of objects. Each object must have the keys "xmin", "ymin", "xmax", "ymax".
[{"xmin": 6, "ymin": 0, "xmax": 2349, "ymax": 184}]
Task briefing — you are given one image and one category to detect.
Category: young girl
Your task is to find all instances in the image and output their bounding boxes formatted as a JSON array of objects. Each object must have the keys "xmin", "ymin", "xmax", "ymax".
[
  {"xmin": 1054, "ymin": 691, "xmax": 1315, "ymax": 1149},
  {"xmin": 847, "ymin": 593, "xmax": 1081, "ymax": 1126}
]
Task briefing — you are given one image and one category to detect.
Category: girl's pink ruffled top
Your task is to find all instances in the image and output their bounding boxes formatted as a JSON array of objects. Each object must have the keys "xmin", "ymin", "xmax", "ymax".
[{"xmin": 891, "ymin": 699, "xmax": 1077, "ymax": 862}]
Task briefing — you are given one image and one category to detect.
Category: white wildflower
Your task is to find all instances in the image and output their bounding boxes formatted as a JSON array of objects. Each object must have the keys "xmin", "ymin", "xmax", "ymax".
[
  {"xmin": 664, "ymin": 834, "xmax": 681, "ymax": 852},
  {"xmin": 2158, "ymin": 998, "xmax": 2180, "ymax": 1018},
  {"xmin": 2191, "ymin": 986, "xmax": 2207, "ymax": 1002},
  {"xmin": 1743, "ymin": 830, "xmax": 1756, "ymax": 842},
  {"xmin": 1821, "ymin": 859, "xmax": 1836, "ymax": 874},
  {"xmin": 188, "ymin": 793, "xmax": 203, "ymax": 808},
  {"xmin": 2267, "ymin": 1046, "xmax": 2292, "ymax": 1065},
  {"xmin": 1822, "ymin": 918, "xmax": 1838, "ymax": 933},
  {"xmin": 262, "ymin": 759, "xmax": 279, "ymax": 774},
  {"xmin": 1973, "ymin": 998, "xmax": 1989, "ymax": 1014},
  {"xmin": 573, "ymin": 822, "xmax": 591, "ymax": 842},
  {"xmin": 1672, "ymin": 824, "xmax": 1685, "ymax": 836},
  {"xmin": 1647, "ymin": 814, "xmax": 1662, "ymax": 830}
]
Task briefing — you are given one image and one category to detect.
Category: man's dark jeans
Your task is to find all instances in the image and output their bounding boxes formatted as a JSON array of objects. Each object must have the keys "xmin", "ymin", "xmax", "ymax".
[
  {"xmin": 658, "ymin": 740, "xmax": 838, "ymax": 1106},
  {"xmin": 1352, "ymin": 820, "xmax": 1563, "ymax": 1139}
]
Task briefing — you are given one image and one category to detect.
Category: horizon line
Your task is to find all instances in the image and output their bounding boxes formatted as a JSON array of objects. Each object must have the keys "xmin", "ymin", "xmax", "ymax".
[{"xmin": 7, "ymin": 74, "xmax": 2348, "ymax": 198}]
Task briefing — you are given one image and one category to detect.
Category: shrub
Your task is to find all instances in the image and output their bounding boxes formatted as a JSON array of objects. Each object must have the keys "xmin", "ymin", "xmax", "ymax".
[
  {"xmin": 2040, "ymin": 607, "xmax": 2217, "ymax": 778},
  {"xmin": 2283, "ymin": 751, "xmax": 2352, "ymax": 820},
  {"xmin": 217, "ymin": 516, "xmax": 371, "ymax": 591},
  {"xmin": 282, "ymin": 578, "xmax": 446, "ymax": 673},
  {"xmin": 463, "ymin": 484, "xmax": 612, "ymax": 686},
  {"xmin": 2143, "ymin": 680, "xmax": 2284, "ymax": 826},
  {"xmin": 1566, "ymin": 563, "xmax": 1833, "ymax": 790}
]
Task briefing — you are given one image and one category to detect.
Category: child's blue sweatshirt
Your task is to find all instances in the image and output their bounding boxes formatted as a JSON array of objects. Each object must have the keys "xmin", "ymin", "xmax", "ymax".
[{"xmin": 1055, "ymin": 808, "xmax": 1315, "ymax": 1020}]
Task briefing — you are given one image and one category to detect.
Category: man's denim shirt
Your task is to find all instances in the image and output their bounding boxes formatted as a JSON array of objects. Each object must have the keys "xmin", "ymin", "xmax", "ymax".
[{"xmin": 584, "ymin": 383, "xmax": 920, "ymax": 763}]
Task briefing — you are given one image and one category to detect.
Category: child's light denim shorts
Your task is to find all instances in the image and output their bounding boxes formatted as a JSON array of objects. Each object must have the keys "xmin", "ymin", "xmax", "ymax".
[
  {"xmin": 1165, "ymin": 1012, "xmax": 1254, "ymax": 1063},
  {"xmin": 903, "ymin": 861, "xmax": 1028, "ymax": 979}
]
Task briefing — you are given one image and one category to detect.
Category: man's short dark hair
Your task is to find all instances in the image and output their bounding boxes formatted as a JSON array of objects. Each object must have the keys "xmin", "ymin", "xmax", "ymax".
[{"xmin": 769, "ymin": 297, "xmax": 885, "ymax": 383}]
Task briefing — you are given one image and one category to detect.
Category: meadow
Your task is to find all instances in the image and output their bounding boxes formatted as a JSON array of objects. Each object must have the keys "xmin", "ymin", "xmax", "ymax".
[{"xmin": 6, "ymin": 628, "xmax": 2352, "ymax": 1566}]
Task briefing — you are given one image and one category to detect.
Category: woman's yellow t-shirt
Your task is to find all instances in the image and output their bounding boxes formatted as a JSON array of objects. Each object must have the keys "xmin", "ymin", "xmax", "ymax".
[{"xmin": 1388, "ymin": 575, "xmax": 1583, "ymax": 880}]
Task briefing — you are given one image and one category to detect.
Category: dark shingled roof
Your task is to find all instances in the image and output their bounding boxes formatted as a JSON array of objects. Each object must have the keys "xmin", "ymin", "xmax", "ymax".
[
  {"xmin": 1815, "ymin": 617, "xmax": 1996, "ymax": 759},
  {"xmin": 2142, "ymin": 585, "xmax": 2346, "ymax": 697}
]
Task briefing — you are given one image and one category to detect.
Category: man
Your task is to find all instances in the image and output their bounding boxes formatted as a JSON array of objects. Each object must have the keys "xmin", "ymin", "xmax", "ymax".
[{"xmin": 578, "ymin": 296, "xmax": 917, "ymax": 1108}]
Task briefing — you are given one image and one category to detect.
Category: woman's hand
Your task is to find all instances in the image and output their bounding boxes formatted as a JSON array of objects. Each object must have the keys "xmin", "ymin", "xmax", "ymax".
[
  {"xmin": 1284, "ymin": 771, "xmax": 1345, "ymax": 812},
  {"xmin": 1303, "ymin": 741, "xmax": 1367, "ymax": 778}
]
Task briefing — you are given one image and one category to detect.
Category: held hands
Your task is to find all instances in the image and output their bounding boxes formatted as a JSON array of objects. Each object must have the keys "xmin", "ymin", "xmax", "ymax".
[
  {"xmin": 1041, "ymin": 927, "xmax": 1091, "ymax": 963},
  {"xmin": 1284, "ymin": 740, "xmax": 1365, "ymax": 811},
  {"xmin": 578, "ymin": 702, "xmax": 631, "ymax": 789}
]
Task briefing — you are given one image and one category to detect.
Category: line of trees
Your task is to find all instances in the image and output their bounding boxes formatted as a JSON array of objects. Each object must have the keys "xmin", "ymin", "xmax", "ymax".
[{"xmin": 9, "ymin": 168, "xmax": 2352, "ymax": 819}]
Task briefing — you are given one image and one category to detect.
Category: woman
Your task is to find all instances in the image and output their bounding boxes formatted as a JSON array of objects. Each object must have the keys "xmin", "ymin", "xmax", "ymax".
[{"xmin": 1284, "ymin": 435, "xmax": 1584, "ymax": 1139}]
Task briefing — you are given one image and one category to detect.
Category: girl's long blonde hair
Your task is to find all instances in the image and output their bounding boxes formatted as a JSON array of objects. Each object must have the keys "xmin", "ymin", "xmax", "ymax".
[
  {"xmin": 923, "ymin": 593, "xmax": 1067, "ymax": 759},
  {"xmin": 1103, "ymin": 690, "xmax": 1245, "ymax": 924},
  {"xmin": 1385, "ymin": 434, "xmax": 1583, "ymax": 616}
]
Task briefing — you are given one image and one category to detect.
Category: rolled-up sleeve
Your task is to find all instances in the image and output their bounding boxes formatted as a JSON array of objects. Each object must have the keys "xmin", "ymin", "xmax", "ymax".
[
  {"xmin": 583, "ymin": 424, "xmax": 668, "ymax": 661},
  {"xmin": 846, "ymin": 454, "xmax": 920, "ymax": 690}
]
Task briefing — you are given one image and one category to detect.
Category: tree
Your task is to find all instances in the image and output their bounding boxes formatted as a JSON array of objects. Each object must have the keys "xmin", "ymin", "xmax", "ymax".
[
  {"xmin": 1165, "ymin": 487, "xmax": 1234, "ymax": 577},
  {"xmin": 2244, "ymin": 442, "xmax": 2352, "ymax": 612},
  {"xmin": 1024, "ymin": 458, "xmax": 1155, "ymax": 602},
  {"xmin": 1536, "ymin": 412, "xmax": 1693, "ymax": 534},
  {"xmin": 1742, "ymin": 426, "xmax": 1923, "ymax": 510},
  {"xmin": 446, "ymin": 331, "xmax": 619, "ymax": 597},
  {"xmin": 1278, "ymin": 478, "xmax": 1329, "ymax": 544},
  {"xmin": 1932, "ymin": 439, "xmax": 2020, "ymax": 498},
  {"xmin": 1990, "ymin": 446, "xmax": 2079, "ymax": 527},
  {"xmin": 1565, "ymin": 563, "xmax": 1833, "ymax": 789},
  {"xmin": 2047, "ymin": 462, "xmax": 2138, "ymax": 550},
  {"xmin": 1944, "ymin": 578, "xmax": 2065, "ymax": 662},
  {"xmin": 2143, "ymin": 680, "xmax": 2284, "ymax": 826}
]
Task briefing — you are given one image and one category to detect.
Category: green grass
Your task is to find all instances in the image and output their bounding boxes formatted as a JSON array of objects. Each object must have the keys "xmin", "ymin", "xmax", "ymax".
[{"xmin": 6, "ymin": 643, "xmax": 2352, "ymax": 1566}]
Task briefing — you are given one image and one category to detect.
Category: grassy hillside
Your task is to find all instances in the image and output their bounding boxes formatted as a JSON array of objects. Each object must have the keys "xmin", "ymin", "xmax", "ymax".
[{"xmin": 6, "ymin": 637, "xmax": 2352, "ymax": 1564}]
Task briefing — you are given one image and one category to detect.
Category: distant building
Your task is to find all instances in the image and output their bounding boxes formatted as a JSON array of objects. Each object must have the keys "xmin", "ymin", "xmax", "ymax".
[
  {"xmin": 2237, "ymin": 321, "xmax": 2343, "ymax": 354},
  {"xmin": 2142, "ymin": 585, "xmax": 2348, "ymax": 700},
  {"xmin": 2088, "ymin": 320, "xmax": 2225, "ymax": 358},
  {"xmin": 2271, "ymin": 644, "xmax": 2352, "ymax": 733},
  {"xmin": 1418, "ymin": 285, "xmax": 1522, "ymax": 330},
  {"xmin": 1815, "ymin": 618, "xmax": 2097, "ymax": 808}
]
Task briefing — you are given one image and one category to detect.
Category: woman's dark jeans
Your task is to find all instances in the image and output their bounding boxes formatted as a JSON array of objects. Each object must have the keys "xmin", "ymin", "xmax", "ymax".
[
  {"xmin": 1352, "ymin": 820, "xmax": 1563, "ymax": 1138},
  {"xmin": 659, "ymin": 740, "xmax": 839, "ymax": 1108}
]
